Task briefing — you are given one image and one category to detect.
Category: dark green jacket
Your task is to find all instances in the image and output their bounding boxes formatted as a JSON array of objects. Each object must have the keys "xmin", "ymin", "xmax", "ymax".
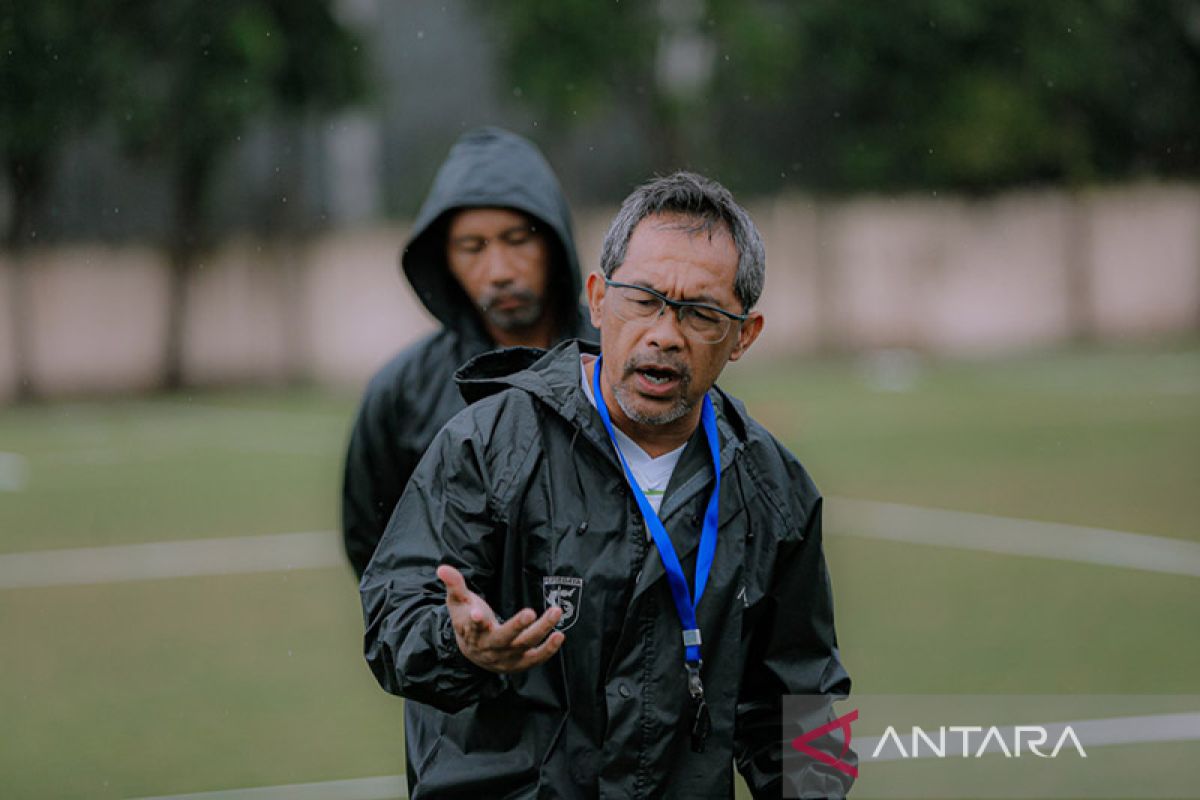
[
  {"xmin": 342, "ymin": 126, "xmax": 595, "ymax": 580},
  {"xmin": 360, "ymin": 341, "xmax": 851, "ymax": 798}
]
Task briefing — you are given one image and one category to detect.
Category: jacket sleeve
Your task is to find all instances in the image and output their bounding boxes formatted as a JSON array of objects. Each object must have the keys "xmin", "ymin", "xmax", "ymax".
[
  {"xmin": 735, "ymin": 486, "xmax": 854, "ymax": 799},
  {"xmin": 342, "ymin": 378, "xmax": 421, "ymax": 581},
  {"xmin": 358, "ymin": 404, "xmax": 521, "ymax": 713}
]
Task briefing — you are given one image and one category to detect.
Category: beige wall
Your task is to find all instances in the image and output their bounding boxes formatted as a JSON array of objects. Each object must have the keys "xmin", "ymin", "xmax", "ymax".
[{"xmin": 1, "ymin": 183, "xmax": 1197, "ymax": 402}]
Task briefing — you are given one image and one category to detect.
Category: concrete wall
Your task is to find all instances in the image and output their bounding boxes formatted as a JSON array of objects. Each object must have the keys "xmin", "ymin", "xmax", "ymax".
[{"xmin": 1, "ymin": 183, "xmax": 1197, "ymax": 402}]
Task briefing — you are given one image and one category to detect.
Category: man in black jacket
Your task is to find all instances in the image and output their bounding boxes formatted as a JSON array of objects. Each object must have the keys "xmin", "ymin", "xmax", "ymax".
[
  {"xmin": 342, "ymin": 127, "xmax": 595, "ymax": 580},
  {"xmin": 361, "ymin": 172, "xmax": 851, "ymax": 797}
]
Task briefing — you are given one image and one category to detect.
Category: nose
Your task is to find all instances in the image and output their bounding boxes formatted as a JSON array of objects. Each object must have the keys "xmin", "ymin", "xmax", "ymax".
[
  {"xmin": 642, "ymin": 304, "xmax": 687, "ymax": 352},
  {"xmin": 481, "ymin": 240, "xmax": 517, "ymax": 285}
]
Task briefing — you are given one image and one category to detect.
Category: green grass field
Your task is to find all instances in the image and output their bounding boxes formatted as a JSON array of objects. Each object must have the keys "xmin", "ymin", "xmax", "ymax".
[{"xmin": 2, "ymin": 340, "xmax": 1198, "ymax": 798}]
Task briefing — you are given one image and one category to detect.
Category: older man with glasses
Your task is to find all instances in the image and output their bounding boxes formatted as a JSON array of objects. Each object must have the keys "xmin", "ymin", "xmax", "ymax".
[{"xmin": 359, "ymin": 172, "xmax": 852, "ymax": 798}]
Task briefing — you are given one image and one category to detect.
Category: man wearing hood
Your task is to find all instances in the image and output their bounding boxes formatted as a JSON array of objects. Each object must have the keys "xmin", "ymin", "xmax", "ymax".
[{"xmin": 342, "ymin": 127, "xmax": 595, "ymax": 580}]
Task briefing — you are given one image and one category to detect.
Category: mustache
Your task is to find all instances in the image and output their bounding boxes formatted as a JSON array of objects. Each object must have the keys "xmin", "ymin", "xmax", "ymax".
[
  {"xmin": 479, "ymin": 287, "xmax": 537, "ymax": 312},
  {"xmin": 623, "ymin": 354, "xmax": 692, "ymax": 383}
]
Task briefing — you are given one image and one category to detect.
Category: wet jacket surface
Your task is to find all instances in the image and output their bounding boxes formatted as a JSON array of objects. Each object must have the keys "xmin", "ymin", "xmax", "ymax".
[
  {"xmin": 342, "ymin": 127, "xmax": 595, "ymax": 579},
  {"xmin": 360, "ymin": 341, "xmax": 851, "ymax": 799}
]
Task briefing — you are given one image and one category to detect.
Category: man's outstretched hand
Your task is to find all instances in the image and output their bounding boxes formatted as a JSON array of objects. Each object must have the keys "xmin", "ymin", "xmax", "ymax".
[{"xmin": 437, "ymin": 564, "xmax": 565, "ymax": 673}]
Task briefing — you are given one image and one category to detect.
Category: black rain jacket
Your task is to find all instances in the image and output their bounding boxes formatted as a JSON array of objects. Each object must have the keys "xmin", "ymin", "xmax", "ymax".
[
  {"xmin": 360, "ymin": 340, "xmax": 851, "ymax": 799},
  {"xmin": 342, "ymin": 127, "xmax": 596, "ymax": 580}
]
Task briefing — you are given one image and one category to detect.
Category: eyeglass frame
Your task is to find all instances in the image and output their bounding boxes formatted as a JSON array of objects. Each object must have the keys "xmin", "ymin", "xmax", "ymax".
[{"xmin": 602, "ymin": 278, "xmax": 749, "ymax": 342}]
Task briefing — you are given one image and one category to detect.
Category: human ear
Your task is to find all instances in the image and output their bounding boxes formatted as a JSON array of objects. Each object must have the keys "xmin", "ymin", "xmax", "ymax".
[
  {"xmin": 727, "ymin": 312, "xmax": 764, "ymax": 362},
  {"xmin": 585, "ymin": 272, "xmax": 606, "ymax": 329}
]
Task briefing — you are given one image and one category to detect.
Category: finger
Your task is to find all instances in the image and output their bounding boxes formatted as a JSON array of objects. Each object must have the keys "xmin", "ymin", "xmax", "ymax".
[
  {"xmin": 467, "ymin": 597, "xmax": 497, "ymax": 631},
  {"xmin": 508, "ymin": 605, "xmax": 564, "ymax": 649},
  {"xmin": 437, "ymin": 564, "xmax": 473, "ymax": 606},
  {"xmin": 513, "ymin": 630, "xmax": 565, "ymax": 670},
  {"xmin": 484, "ymin": 607, "xmax": 539, "ymax": 647}
]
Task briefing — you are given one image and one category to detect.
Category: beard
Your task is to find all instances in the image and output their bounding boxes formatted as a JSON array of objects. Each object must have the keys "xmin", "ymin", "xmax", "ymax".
[
  {"xmin": 478, "ymin": 288, "xmax": 546, "ymax": 332},
  {"xmin": 611, "ymin": 354, "xmax": 695, "ymax": 426}
]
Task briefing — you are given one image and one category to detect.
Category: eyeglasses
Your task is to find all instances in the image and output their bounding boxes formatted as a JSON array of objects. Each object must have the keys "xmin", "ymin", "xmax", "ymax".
[{"xmin": 603, "ymin": 279, "xmax": 748, "ymax": 344}]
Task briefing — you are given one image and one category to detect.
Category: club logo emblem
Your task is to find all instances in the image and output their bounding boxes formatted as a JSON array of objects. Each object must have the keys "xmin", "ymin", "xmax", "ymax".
[{"xmin": 542, "ymin": 576, "xmax": 584, "ymax": 631}]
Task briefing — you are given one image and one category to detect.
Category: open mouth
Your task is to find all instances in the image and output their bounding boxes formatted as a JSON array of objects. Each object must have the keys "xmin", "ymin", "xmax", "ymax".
[
  {"xmin": 637, "ymin": 367, "xmax": 678, "ymax": 385},
  {"xmin": 631, "ymin": 363, "xmax": 685, "ymax": 397}
]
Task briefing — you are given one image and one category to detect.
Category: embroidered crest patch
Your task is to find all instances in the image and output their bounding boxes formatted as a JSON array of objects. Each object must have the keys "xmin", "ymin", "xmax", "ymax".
[{"xmin": 542, "ymin": 576, "xmax": 584, "ymax": 631}]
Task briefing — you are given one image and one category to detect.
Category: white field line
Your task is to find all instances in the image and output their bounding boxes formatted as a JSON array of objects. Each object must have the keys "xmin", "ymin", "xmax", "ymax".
[
  {"xmin": 130, "ymin": 774, "xmax": 406, "ymax": 800},
  {"xmin": 0, "ymin": 531, "xmax": 342, "ymax": 590},
  {"xmin": 3, "ymin": 500, "xmax": 1198, "ymax": 590},
  {"xmin": 829, "ymin": 497, "xmax": 1200, "ymax": 578},
  {"xmin": 0, "ymin": 451, "xmax": 29, "ymax": 491},
  {"xmin": 859, "ymin": 711, "xmax": 1200, "ymax": 762}
]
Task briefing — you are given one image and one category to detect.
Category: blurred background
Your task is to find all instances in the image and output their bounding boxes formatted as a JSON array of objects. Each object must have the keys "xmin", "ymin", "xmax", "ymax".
[{"xmin": 1, "ymin": 1, "xmax": 1198, "ymax": 798}]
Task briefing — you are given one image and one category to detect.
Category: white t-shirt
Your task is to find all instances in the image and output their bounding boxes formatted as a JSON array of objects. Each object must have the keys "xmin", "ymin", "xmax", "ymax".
[{"xmin": 581, "ymin": 356, "xmax": 685, "ymax": 514}]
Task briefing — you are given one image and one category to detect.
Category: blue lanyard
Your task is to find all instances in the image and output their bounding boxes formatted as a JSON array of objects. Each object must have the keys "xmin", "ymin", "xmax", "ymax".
[{"xmin": 592, "ymin": 356, "xmax": 721, "ymax": 667}]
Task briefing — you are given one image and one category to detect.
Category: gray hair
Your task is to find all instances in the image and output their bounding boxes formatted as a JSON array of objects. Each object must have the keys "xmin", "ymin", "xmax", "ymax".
[{"xmin": 599, "ymin": 171, "xmax": 766, "ymax": 311}]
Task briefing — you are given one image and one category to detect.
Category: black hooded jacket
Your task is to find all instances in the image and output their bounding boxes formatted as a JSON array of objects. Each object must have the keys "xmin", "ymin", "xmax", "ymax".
[
  {"xmin": 342, "ymin": 127, "xmax": 596, "ymax": 579},
  {"xmin": 361, "ymin": 341, "xmax": 851, "ymax": 799}
]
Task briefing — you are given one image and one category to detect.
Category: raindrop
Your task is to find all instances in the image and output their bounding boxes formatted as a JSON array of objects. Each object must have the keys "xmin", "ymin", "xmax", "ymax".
[
  {"xmin": 417, "ymin": 30, "xmax": 425, "ymax": 40},
  {"xmin": 513, "ymin": 86, "xmax": 523, "ymax": 97},
  {"xmin": 281, "ymin": 196, "xmax": 288, "ymax": 204}
]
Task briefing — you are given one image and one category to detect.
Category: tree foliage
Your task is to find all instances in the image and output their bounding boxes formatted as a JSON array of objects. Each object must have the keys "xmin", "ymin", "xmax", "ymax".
[
  {"xmin": 110, "ymin": 1, "xmax": 365, "ymax": 235},
  {"xmin": 105, "ymin": 0, "xmax": 366, "ymax": 388},
  {"xmin": 485, "ymin": 0, "xmax": 1200, "ymax": 194},
  {"xmin": 0, "ymin": 1, "xmax": 120, "ymax": 244},
  {"xmin": 1, "ymin": 0, "xmax": 366, "ymax": 391}
]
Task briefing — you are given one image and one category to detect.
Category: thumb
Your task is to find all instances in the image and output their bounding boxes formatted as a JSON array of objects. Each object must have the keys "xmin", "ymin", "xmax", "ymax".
[{"xmin": 437, "ymin": 564, "xmax": 471, "ymax": 605}]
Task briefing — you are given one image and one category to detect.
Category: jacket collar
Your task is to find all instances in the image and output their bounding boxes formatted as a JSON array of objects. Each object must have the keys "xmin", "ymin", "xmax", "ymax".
[
  {"xmin": 456, "ymin": 338, "xmax": 750, "ymax": 487},
  {"xmin": 457, "ymin": 339, "xmax": 756, "ymax": 601},
  {"xmin": 457, "ymin": 340, "xmax": 749, "ymax": 450}
]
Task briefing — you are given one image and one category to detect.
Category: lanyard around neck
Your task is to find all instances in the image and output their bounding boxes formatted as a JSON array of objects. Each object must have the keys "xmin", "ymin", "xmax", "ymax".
[{"xmin": 592, "ymin": 355, "xmax": 721, "ymax": 666}]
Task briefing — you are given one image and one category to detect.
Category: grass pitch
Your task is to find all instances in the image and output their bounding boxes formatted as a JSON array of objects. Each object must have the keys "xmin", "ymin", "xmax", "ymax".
[{"xmin": 1, "ymin": 341, "xmax": 1197, "ymax": 798}]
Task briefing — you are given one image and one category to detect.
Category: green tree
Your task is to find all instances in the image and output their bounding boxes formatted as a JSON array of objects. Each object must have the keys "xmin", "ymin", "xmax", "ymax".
[
  {"xmin": 738, "ymin": 0, "xmax": 1200, "ymax": 192},
  {"xmin": 485, "ymin": 0, "xmax": 1200, "ymax": 196},
  {"xmin": 0, "ymin": 1, "xmax": 119, "ymax": 399},
  {"xmin": 476, "ymin": 1, "xmax": 684, "ymax": 173},
  {"xmin": 111, "ymin": 0, "xmax": 365, "ymax": 388}
]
